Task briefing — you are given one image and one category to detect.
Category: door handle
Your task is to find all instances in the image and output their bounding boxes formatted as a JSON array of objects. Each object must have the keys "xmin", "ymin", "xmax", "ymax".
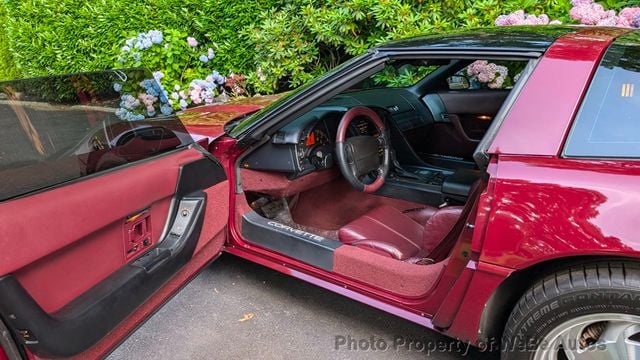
[{"xmin": 124, "ymin": 210, "xmax": 152, "ymax": 260}]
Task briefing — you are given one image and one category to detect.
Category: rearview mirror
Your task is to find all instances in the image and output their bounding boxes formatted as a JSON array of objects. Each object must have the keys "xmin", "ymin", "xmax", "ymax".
[{"xmin": 447, "ymin": 75, "xmax": 470, "ymax": 90}]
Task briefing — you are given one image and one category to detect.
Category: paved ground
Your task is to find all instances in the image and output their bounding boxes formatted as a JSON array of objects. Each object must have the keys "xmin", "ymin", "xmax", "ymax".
[{"xmin": 108, "ymin": 254, "xmax": 498, "ymax": 360}]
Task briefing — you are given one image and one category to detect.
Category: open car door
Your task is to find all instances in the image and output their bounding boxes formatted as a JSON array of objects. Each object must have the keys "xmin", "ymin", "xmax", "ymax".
[{"xmin": 0, "ymin": 70, "xmax": 229, "ymax": 359}]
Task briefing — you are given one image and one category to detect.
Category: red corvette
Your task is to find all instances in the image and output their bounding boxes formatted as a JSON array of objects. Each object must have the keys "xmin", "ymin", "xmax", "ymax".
[{"xmin": 1, "ymin": 26, "xmax": 640, "ymax": 360}]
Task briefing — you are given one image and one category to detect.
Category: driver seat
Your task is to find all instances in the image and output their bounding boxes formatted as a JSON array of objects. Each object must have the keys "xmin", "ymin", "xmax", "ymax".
[{"xmin": 338, "ymin": 205, "xmax": 463, "ymax": 263}]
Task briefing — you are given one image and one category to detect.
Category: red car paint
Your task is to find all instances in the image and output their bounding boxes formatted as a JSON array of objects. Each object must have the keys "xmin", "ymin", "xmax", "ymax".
[{"xmin": 488, "ymin": 29, "xmax": 623, "ymax": 157}]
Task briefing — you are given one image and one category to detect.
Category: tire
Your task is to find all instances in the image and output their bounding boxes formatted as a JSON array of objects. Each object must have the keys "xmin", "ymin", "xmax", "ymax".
[{"xmin": 501, "ymin": 261, "xmax": 640, "ymax": 360}]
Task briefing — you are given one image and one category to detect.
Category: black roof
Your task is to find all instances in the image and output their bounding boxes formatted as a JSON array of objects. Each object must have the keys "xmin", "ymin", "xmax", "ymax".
[{"xmin": 375, "ymin": 26, "xmax": 578, "ymax": 53}]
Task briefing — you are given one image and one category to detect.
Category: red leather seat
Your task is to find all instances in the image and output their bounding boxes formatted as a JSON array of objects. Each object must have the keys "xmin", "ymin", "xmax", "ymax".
[{"xmin": 338, "ymin": 204, "xmax": 463, "ymax": 262}]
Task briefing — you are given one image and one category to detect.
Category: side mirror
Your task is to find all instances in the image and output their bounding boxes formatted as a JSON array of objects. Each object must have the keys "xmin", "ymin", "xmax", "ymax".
[{"xmin": 447, "ymin": 75, "xmax": 470, "ymax": 90}]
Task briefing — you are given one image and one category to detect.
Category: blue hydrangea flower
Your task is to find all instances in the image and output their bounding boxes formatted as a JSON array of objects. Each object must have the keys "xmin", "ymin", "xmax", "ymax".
[
  {"xmin": 211, "ymin": 71, "xmax": 225, "ymax": 85},
  {"xmin": 119, "ymin": 94, "xmax": 140, "ymax": 110},
  {"xmin": 141, "ymin": 77, "xmax": 170, "ymax": 104},
  {"xmin": 146, "ymin": 87, "xmax": 159, "ymax": 97},
  {"xmin": 115, "ymin": 108, "xmax": 145, "ymax": 121},
  {"xmin": 133, "ymin": 53, "xmax": 141, "ymax": 62},
  {"xmin": 113, "ymin": 83, "xmax": 122, "ymax": 92},
  {"xmin": 179, "ymin": 99, "xmax": 188, "ymax": 109},
  {"xmin": 199, "ymin": 55, "xmax": 209, "ymax": 63},
  {"xmin": 160, "ymin": 104, "xmax": 173, "ymax": 116},
  {"xmin": 123, "ymin": 31, "xmax": 163, "ymax": 54},
  {"xmin": 158, "ymin": 91, "xmax": 169, "ymax": 104},
  {"xmin": 152, "ymin": 71, "xmax": 164, "ymax": 82},
  {"xmin": 148, "ymin": 30, "xmax": 163, "ymax": 44},
  {"xmin": 137, "ymin": 34, "xmax": 150, "ymax": 48}
]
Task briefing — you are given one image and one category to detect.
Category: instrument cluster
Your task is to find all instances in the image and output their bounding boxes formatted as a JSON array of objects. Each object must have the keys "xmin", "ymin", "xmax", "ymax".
[{"xmin": 297, "ymin": 123, "xmax": 335, "ymax": 172}]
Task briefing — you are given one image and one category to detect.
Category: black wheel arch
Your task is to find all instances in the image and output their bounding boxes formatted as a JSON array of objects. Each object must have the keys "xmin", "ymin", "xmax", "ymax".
[{"xmin": 477, "ymin": 255, "xmax": 640, "ymax": 346}]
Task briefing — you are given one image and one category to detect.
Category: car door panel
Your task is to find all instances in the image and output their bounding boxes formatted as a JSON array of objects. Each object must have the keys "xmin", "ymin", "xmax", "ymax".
[
  {"xmin": 411, "ymin": 90, "xmax": 509, "ymax": 163},
  {"xmin": 0, "ymin": 149, "xmax": 227, "ymax": 358},
  {"xmin": 1, "ymin": 149, "xmax": 198, "ymax": 296},
  {"xmin": 0, "ymin": 69, "xmax": 231, "ymax": 359}
]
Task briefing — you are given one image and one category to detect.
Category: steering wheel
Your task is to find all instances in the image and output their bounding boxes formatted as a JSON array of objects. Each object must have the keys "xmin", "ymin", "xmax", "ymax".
[{"xmin": 335, "ymin": 106, "xmax": 390, "ymax": 193}]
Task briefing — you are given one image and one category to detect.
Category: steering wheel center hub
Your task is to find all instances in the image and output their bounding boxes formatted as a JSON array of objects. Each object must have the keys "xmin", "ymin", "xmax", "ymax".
[{"xmin": 344, "ymin": 136, "xmax": 381, "ymax": 177}]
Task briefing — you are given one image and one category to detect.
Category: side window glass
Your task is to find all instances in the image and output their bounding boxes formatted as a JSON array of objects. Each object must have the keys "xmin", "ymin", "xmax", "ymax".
[
  {"xmin": 565, "ymin": 33, "xmax": 640, "ymax": 158},
  {"xmin": 447, "ymin": 60, "xmax": 527, "ymax": 90},
  {"xmin": 0, "ymin": 69, "xmax": 193, "ymax": 201}
]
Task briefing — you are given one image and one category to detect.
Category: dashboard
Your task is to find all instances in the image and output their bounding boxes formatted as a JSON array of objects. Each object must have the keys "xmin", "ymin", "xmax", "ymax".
[
  {"xmin": 241, "ymin": 87, "xmax": 445, "ymax": 178},
  {"xmin": 241, "ymin": 106, "xmax": 382, "ymax": 177}
]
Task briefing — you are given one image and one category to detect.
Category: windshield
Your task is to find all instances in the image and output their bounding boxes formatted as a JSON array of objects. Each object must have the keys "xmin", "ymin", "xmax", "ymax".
[
  {"xmin": 348, "ymin": 59, "xmax": 443, "ymax": 90},
  {"xmin": 228, "ymin": 52, "xmax": 374, "ymax": 138},
  {"xmin": 0, "ymin": 69, "xmax": 193, "ymax": 201}
]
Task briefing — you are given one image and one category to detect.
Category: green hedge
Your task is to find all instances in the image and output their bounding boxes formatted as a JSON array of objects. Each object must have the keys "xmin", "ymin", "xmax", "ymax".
[
  {"xmin": 245, "ymin": 0, "xmax": 573, "ymax": 93},
  {"xmin": 4, "ymin": 0, "xmax": 634, "ymax": 91},
  {"xmin": 0, "ymin": 4, "xmax": 19, "ymax": 80},
  {"xmin": 0, "ymin": 0, "xmax": 282, "ymax": 80}
]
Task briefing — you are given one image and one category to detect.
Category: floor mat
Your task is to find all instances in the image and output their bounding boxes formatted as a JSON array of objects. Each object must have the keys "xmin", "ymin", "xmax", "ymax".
[{"xmin": 291, "ymin": 178, "xmax": 426, "ymax": 230}]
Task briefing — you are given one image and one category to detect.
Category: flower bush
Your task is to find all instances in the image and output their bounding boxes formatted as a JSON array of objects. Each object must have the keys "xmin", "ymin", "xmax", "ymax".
[
  {"xmin": 115, "ymin": 29, "xmax": 248, "ymax": 111},
  {"xmin": 495, "ymin": 1, "xmax": 640, "ymax": 28}
]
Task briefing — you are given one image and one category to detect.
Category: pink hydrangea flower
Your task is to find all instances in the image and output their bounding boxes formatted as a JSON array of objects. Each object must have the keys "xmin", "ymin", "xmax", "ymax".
[
  {"xmin": 467, "ymin": 60, "xmax": 509, "ymax": 89},
  {"xmin": 570, "ymin": 2, "xmax": 610, "ymax": 25},
  {"xmin": 617, "ymin": 16, "xmax": 632, "ymax": 27},
  {"xmin": 571, "ymin": 0, "xmax": 594, "ymax": 6},
  {"xmin": 137, "ymin": 93, "xmax": 157, "ymax": 108},
  {"xmin": 174, "ymin": 71, "xmax": 228, "ymax": 110},
  {"xmin": 186, "ymin": 37, "xmax": 198, "ymax": 47},
  {"xmin": 619, "ymin": 7, "xmax": 640, "ymax": 26},
  {"xmin": 495, "ymin": 10, "xmax": 553, "ymax": 26},
  {"xmin": 597, "ymin": 15, "xmax": 619, "ymax": 27}
]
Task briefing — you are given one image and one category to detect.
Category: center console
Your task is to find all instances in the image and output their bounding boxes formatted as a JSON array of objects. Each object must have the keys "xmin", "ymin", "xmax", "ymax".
[{"xmin": 376, "ymin": 165, "xmax": 480, "ymax": 206}]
